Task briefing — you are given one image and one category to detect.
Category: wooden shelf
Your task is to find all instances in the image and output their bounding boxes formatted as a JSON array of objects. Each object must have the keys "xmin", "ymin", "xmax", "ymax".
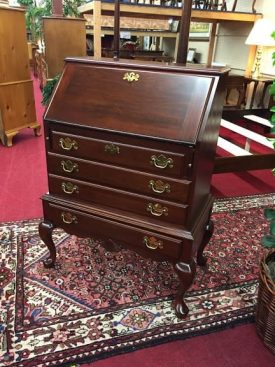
[
  {"xmin": 78, "ymin": 1, "xmax": 262, "ymax": 70},
  {"xmin": 79, "ymin": 2, "xmax": 262, "ymax": 23}
]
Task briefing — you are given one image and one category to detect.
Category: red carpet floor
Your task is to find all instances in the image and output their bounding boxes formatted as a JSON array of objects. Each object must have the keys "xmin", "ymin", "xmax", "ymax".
[{"xmin": 0, "ymin": 75, "xmax": 274, "ymax": 366}]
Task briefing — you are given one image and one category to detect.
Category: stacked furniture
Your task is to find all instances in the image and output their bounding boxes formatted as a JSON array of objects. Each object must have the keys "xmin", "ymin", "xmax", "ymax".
[
  {"xmin": 39, "ymin": 57, "xmax": 228, "ymax": 318},
  {"xmin": 0, "ymin": 6, "xmax": 40, "ymax": 146}
]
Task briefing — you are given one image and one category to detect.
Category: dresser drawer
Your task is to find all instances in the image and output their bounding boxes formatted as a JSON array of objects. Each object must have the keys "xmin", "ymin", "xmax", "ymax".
[
  {"xmin": 50, "ymin": 131, "xmax": 193, "ymax": 179},
  {"xmin": 48, "ymin": 174, "xmax": 188, "ymax": 225},
  {"xmin": 47, "ymin": 153, "xmax": 191, "ymax": 203},
  {"xmin": 43, "ymin": 201, "xmax": 183, "ymax": 260}
]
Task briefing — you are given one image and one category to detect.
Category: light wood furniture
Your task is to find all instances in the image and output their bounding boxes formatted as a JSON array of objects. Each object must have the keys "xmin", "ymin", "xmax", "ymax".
[
  {"xmin": 35, "ymin": 16, "xmax": 87, "ymax": 88},
  {"xmin": 0, "ymin": 6, "xmax": 41, "ymax": 147},
  {"xmin": 39, "ymin": 57, "xmax": 228, "ymax": 318}
]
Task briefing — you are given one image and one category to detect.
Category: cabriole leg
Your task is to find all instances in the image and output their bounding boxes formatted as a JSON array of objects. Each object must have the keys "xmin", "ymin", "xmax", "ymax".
[
  {"xmin": 173, "ymin": 259, "xmax": 196, "ymax": 319},
  {"xmin": 197, "ymin": 219, "xmax": 214, "ymax": 266},
  {"xmin": 39, "ymin": 220, "xmax": 56, "ymax": 268}
]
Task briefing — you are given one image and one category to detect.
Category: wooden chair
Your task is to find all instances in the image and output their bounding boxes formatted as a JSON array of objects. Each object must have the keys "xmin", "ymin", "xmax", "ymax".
[{"xmin": 224, "ymin": 74, "xmax": 250, "ymax": 109}]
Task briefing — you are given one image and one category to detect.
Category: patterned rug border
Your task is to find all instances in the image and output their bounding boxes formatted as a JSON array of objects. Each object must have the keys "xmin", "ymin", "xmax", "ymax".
[{"xmin": 56, "ymin": 315, "xmax": 256, "ymax": 367}]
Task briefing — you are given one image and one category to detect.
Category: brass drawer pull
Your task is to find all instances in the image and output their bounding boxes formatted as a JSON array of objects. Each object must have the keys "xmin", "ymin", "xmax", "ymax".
[
  {"xmin": 149, "ymin": 179, "xmax": 171, "ymax": 194},
  {"xmin": 143, "ymin": 236, "xmax": 163, "ymax": 250},
  {"xmin": 150, "ymin": 154, "xmax": 173, "ymax": 169},
  {"xmin": 59, "ymin": 137, "xmax": 78, "ymax": 151},
  {"xmin": 61, "ymin": 182, "xmax": 79, "ymax": 194},
  {"xmin": 105, "ymin": 143, "xmax": 120, "ymax": 155},
  {"xmin": 61, "ymin": 160, "xmax": 79, "ymax": 173},
  {"xmin": 61, "ymin": 212, "xmax": 78, "ymax": 224},
  {"xmin": 146, "ymin": 203, "xmax": 168, "ymax": 217}
]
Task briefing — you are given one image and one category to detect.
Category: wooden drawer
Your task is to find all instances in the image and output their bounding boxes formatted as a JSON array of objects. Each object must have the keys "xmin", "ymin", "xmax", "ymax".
[
  {"xmin": 50, "ymin": 131, "xmax": 193, "ymax": 179},
  {"xmin": 47, "ymin": 153, "xmax": 191, "ymax": 203},
  {"xmin": 43, "ymin": 201, "xmax": 183, "ymax": 260},
  {"xmin": 48, "ymin": 174, "xmax": 188, "ymax": 225}
]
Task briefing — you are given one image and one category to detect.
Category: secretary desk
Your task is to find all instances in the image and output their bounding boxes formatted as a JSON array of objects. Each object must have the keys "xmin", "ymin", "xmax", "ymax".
[{"xmin": 39, "ymin": 57, "xmax": 228, "ymax": 318}]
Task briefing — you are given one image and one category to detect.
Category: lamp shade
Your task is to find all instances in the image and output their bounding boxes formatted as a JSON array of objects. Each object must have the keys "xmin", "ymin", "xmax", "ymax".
[{"xmin": 245, "ymin": 19, "xmax": 275, "ymax": 46}]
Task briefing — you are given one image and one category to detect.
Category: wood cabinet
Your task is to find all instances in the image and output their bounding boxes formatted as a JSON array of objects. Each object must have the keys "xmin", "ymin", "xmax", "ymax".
[
  {"xmin": 0, "ymin": 6, "xmax": 41, "ymax": 146},
  {"xmin": 39, "ymin": 57, "xmax": 228, "ymax": 318},
  {"xmin": 42, "ymin": 16, "xmax": 87, "ymax": 78}
]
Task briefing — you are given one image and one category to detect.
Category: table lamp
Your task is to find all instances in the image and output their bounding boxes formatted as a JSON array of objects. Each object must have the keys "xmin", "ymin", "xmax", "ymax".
[{"xmin": 245, "ymin": 18, "xmax": 275, "ymax": 78}]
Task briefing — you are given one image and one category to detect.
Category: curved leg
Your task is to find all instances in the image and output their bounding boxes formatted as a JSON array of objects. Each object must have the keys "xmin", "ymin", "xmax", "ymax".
[
  {"xmin": 173, "ymin": 260, "xmax": 196, "ymax": 319},
  {"xmin": 2, "ymin": 131, "xmax": 18, "ymax": 147},
  {"xmin": 197, "ymin": 219, "xmax": 214, "ymax": 266},
  {"xmin": 39, "ymin": 220, "xmax": 56, "ymax": 268}
]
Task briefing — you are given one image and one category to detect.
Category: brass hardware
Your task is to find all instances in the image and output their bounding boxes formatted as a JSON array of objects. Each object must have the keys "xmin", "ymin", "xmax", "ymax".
[
  {"xmin": 143, "ymin": 236, "xmax": 163, "ymax": 250},
  {"xmin": 149, "ymin": 179, "xmax": 170, "ymax": 194},
  {"xmin": 61, "ymin": 160, "xmax": 79, "ymax": 173},
  {"xmin": 146, "ymin": 203, "xmax": 168, "ymax": 217},
  {"xmin": 123, "ymin": 72, "xmax": 140, "ymax": 83},
  {"xmin": 59, "ymin": 137, "xmax": 78, "ymax": 151},
  {"xmin": 61, "ymin": 212, "xmax": 78, "ymax": 224},
  {"xmin": 61, "ymin": 182, "xmax": 79, "ymax": 194},
  {"xmin": 150, "ymin": 154, "xmax": 173, "ymax": 169},
  {"xmin": 104, "ymin": 143, "xmax": 120, "ymax": 155}
]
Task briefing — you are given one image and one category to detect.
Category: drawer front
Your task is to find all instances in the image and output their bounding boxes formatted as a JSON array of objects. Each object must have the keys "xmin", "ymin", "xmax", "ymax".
[
  {"xmin": 48, "ymin": 175, "xmax": 188, "ymax": 226},
  {"xmin": 43, "ymin": 201, "xmax": 182, "ymax": 260},
  {"xmin": 51, "ymin": 131, "xmax": 193, "ymax": 179},
  {"xmin": 47, "ymin": 153, "xmax": 191, "ymax": 203}
]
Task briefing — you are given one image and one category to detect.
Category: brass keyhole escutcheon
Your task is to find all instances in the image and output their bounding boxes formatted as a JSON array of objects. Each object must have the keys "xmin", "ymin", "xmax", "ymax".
[
  {"xmin": 123, "ymin": 72, "xmax": 140, "ymax": 83},
  {"xmin": 105, "ymin": 143, "xmax": 120, "ymax": 155}
]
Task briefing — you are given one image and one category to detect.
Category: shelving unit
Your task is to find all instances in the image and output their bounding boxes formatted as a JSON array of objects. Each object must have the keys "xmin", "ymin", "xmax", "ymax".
[{"xmin": 78, "ymin": 1, "xmax": 262, "ymax": 73}]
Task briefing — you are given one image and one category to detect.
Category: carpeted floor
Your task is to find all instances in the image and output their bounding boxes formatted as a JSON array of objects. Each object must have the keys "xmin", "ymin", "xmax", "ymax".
[{"xmin": 1, "ymin": 194, "xmax": 275, "ymax": 366}]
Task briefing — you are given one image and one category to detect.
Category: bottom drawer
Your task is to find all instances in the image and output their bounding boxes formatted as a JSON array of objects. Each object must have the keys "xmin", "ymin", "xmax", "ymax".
[{"xmin": 43, "ymin": 200, "xmax": 183, "ymax": 261}]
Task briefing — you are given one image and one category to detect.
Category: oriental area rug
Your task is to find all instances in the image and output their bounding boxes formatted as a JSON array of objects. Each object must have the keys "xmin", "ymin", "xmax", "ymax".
[{"xmin": 1, "ymin": 194, "xmax": 275, "ymax": 367}]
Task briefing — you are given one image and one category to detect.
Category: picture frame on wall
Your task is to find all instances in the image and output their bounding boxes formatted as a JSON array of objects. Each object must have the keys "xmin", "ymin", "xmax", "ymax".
[
  {"xmin": 187, "ymin": 48, "xmax": 196, "ymax": 62},
  {"xmin": 189, "ymin": 22, "xmax": 211, "ymax": 39}
]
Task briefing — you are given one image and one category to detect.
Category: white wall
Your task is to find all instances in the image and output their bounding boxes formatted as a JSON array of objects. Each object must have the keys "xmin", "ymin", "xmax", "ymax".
[{"xmin": 213, "ymin": 0, "xmax": 275, "ymax": 76}]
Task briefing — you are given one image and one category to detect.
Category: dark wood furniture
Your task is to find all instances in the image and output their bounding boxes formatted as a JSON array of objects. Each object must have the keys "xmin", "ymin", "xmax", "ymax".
[
  {"xmin": 244, "ymin": 76, "xmax": 273, "ymax": 109},
  {"xmin": 224, "ymin": 74, "xmax": 250, "ymax": 109},
  {"xmin": 39, "ymin": 57, "xmax": 228, "ymax": 318}
]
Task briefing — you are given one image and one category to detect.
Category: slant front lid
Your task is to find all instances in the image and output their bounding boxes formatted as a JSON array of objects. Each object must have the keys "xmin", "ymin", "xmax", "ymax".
[{"xmin": 45, "ymin": 59, "xmax": 220, "ymax": 144}]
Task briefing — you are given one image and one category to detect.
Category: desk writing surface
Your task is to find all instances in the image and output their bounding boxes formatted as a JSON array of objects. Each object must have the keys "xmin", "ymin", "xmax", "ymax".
[{"xmin": 45, "ymin": 59, "xmax": 222, "ymax": 144}]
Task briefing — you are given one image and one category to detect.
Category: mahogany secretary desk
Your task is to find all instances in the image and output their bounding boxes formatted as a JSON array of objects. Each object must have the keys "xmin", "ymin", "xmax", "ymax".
[{"xmin": 39, "ymin": 58, "xmax": 228, "ymax": 318}]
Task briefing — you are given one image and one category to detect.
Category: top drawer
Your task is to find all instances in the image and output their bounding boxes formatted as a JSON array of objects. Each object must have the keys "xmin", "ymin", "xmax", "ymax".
[{"xmin": 50, "ymin": 131, "xmax": 193, "ymax": 179}]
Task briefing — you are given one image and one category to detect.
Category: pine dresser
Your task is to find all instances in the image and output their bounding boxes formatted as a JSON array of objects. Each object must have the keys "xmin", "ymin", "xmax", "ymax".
[{"xmin": 39, "ymin": 58, "xmax": 229, "ymax": 318}]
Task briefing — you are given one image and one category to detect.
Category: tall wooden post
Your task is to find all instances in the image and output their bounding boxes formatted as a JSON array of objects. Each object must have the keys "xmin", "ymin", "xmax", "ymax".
[
  {"xmin": 93, "ymin": 0, "xmax": 102, "ymax": 59},
  {"xmin": 176, "ymin": 0, "xmax": 193, "ymax": 65},
  {"xmin": 206, "ymin": 22, "xmax": 217, "ymax": 67},
  {"xmin": 113, "ymin": 0, "xmax": 120, "ymax": 59}
]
